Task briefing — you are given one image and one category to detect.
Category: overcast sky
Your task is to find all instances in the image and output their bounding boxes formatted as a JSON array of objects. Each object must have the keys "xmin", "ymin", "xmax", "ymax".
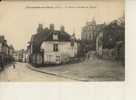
[{"xmin": 0, "ymin": 1, "xmax": 124, "ymax": 50}]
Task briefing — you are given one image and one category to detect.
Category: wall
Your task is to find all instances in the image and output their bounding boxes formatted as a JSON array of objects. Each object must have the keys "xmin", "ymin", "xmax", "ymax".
[
  {"xmin": 96, "ymin": 32, "xmax": 103, "ymax": 56},
  {"xmin": 41, "ymin": 41, "xmax": 78, "ymax": 64}
]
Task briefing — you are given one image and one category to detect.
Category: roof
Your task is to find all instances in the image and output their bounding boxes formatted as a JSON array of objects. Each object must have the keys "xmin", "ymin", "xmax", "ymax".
[
  {"xmin": 46, "ymin": 30, "xmax": 71, "ymax": 41},
  {"xmin": 0, "ymin": 35, "xmax": 5, "ymax": 43},
  {"xmin": 30, "ymin": 29, "xmax": 72, "ymax": 53}
]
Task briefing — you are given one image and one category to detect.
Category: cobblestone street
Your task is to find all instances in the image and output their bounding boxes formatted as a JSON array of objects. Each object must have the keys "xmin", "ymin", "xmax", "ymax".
[{"xmin": 0, "ymin": 62, "xmax": 73, "ymax": 82}]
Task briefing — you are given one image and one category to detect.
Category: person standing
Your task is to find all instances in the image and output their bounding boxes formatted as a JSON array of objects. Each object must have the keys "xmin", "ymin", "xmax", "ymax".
[
  {"xmin": 13, "ymin": 62, "xmax": 16, "ymax": 69},
  {"xmin": 0, "ymin": 56, "xmax": 4, "ymax": 70},
  {"xmin": 0, "ymin": 61, "xmax": 4, "ymax": 70}
]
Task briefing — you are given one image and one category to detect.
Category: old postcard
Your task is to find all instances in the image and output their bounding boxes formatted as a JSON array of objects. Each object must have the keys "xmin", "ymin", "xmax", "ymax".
[{"xmin": 0, "ymin": 0, "xmax": 125, "ymax": 82}]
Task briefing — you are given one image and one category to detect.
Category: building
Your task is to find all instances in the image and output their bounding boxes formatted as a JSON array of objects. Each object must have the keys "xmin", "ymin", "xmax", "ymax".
[
  {"xmin": 13, "ymin": 49, "xmax": 25, "ymax": 62},
  {"xmin": 81, "ymin": 18, "xmax": 96, "ymax": 41},
  {"xmin": 28, "ymin": 24, "xmax": 78, "ymax": 65},
  {"xmin": 25, "ymin": 42, "xmax": 31, "ymax": 63},
  {"xmin": 0, "ymin": 36, "xmax": 8, "ymax": 55},
  {"xmin": 81, "ymin": 19, "xmax": 106, "ymax": 54},
  {"xmin": 13, "ymin": 51, "xmax": 19, "ymax": 62},
  {"xmin": 0, "ymin": 35, "xmax": 14, "ymax": 69},
  {"xmin": 96, "ymin": 31, "xmax": 103, "ymax": 57},
  {"xmin": 41, "ymin": 30, "xmax": 77, "ymax": 64},
  {"xmin": 8, "ymin": 45, "xmax": 14, "ymax": 57}
]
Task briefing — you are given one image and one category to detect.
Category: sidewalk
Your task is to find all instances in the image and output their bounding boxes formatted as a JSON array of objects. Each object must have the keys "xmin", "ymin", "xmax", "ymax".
[
  {"xmin": 0, "ymin": 63, "xmax": 13, "ymax": 72},
  {"xmin": 27, "ymin": 57, "xmax": 125, "ymax": 82}
]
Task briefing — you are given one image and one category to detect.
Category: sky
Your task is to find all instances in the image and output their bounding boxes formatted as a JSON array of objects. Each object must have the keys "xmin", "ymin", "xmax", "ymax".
[{"xmin": 0, "ymin": 1, "xmax": 124, "ymax": 50}]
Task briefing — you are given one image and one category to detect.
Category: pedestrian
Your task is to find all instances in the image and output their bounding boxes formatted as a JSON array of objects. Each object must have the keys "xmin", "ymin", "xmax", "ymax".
[
  {"xmin": 87, "ymin": 52, "xmax": 90, "ymax": 59},
  {"xmin": 0, "ymin": 61, "xmax": 4, "ymax": 70},
  {"xmin": 0, "ymin": 57, "xmax": 4, "ymax": 70},
  {"xmin": 13, "ymin": 62, "xmax": 16, "ymax": 69}
]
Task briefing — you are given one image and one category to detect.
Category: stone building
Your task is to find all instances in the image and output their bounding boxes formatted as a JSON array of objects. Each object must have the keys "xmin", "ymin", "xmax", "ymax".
[
  {"xmin": 8, "ymin": 45, "xmax": 14, "ymax": 57},
  {"xmin": 96, "ymin": 31, "xmax": 103, "ymax": 57},
  {"xmin": 41, "ymin": 30, "xmax": 77, "ymax": 64},
  {"xmin": 13, "ymin": 49, "xmax": 24, "ymax": 62},
  {"xmin": 81, "ymin": 19, "xmax": 106, "ymax": 54},
  {"xmin": 81, "ymin": 18, "xmax": 96, "ymax": 41},
  {"xmin": 28, "ymin": 24, "xmax": 78, "ymax": 65},
  {"xmin": 0, "ymin": 35, "xmax": 14, "ymax": 69}
]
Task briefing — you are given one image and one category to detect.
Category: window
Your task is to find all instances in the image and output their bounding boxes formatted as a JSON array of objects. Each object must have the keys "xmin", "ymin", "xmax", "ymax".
[
  {"xmin": 53, "ymin": 44, "xmax": 58, "ymax": 52},
  {"xmin": 53, "ymin": 34, "xmax": 58, "ymax": 40},
  {"xmin": 56, "ymin": 56, "xmax": 60, "ymax": 62}
]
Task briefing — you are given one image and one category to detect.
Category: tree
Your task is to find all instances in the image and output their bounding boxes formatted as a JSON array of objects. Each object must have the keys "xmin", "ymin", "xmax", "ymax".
[{"xmin": 103, "ymin": 20, "xmax": 125, "ymax": 49}]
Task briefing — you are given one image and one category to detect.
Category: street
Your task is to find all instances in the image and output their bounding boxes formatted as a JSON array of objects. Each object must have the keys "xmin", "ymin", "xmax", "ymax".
[
  {"xmin": 28, "ymin": 58, "xmax": 125, "ymax": 81},
  {"xmin": 0, "ymin": 56, "xmax": 125, "ymax": 82},
  {"xmin": 0, "ymin": 62, "xmax": 73, "ymax": 82}
]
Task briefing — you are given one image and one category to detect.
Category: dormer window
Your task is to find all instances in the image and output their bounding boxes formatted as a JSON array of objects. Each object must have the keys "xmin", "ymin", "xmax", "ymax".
[{"xmin": 53, "ymin": 34, "xmax": 58, "ymax": 40}]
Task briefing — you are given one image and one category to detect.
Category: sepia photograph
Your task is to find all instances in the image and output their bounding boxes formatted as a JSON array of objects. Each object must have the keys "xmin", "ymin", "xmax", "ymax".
[{"xmin": 0, "ymin": 0, "xmax": 125, "ymax": 82}]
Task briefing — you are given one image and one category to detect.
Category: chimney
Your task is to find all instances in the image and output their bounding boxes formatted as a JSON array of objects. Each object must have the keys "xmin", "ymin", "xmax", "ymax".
[
  {"xmin": 60, "ymin": 25, "xmax": 65, "ymax": 32},
  {"xmin": 50, "ymin": 24, "xmax": 54, "ymax": 31},
  {"xmin": 37, "ymin": 24, "xmax": 43, "ymax": 34},
  {"xmin": 0, "ymin": 35, "xmax": 5, "ymax": 42}
]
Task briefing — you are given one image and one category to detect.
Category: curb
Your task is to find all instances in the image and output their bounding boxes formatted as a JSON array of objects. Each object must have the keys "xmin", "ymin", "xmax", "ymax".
[
  {"xmin": 26, "ymin": 64, "xmax": 88, "ymax": 82},
  {"xmin": 0, "ymin": 63, "xmax": 13, "ymax": 72},
  {"xmin": 26, "ymin": 64, "xmax": 59, "ymax": 76}
]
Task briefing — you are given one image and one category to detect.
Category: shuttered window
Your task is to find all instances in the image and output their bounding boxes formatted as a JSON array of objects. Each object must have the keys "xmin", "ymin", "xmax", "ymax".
[{"xmin": 53, "ymin": 44, "xmax": 58, "ymax": 52}]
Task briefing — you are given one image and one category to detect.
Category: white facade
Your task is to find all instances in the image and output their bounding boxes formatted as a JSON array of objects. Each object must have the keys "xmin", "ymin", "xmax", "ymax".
[
  {"xmin": 96, "ymin": 32, "xmax": 103, "ymax": 56},
  {"xmin": 41, "ymin": 41, "xmax": 78, "ymax": 64},
  {"xmin": 0, "ymin": 43, "xmax": 2, "ymax": 53},
  {"xmin": 13, "ymin": 52, "xmax": 19, "ymax": 61},
  {"xmin": 81, "ymin": 19, "xmax": 96, "ymax": 41}
]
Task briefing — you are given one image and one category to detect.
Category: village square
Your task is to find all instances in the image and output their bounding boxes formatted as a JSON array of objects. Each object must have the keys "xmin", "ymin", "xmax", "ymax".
[{"xmin": 0, "ymin": 15, "xmax": 125, "ymax": 81}]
